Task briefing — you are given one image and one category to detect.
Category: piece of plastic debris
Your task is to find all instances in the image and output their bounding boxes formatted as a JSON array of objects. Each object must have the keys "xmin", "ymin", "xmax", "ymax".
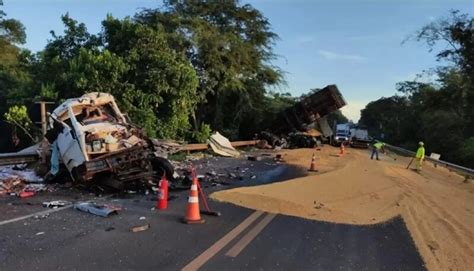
[
  {"xmin": 250, "ymin": 175, "xmax": 257, "ymax": 179},
  {"xmin": 34, "ymin": 214, "xmax": 50, "ymax": 220},
  {"xmin": 42, "ymin": 200, "xmax": 71, "ymax": 208},
  {"xmin": 36, "ymin": 232, "xmax": 45, "ymax": 236},
  {"xmin": 139, "ymin": 216, "xmax": 146, "ymax": 220},
  {"xmin": 19, "ymin": 191, "xmax": 35, "ymax": 198},
  {"xmin": 130, "ymin": 224, "xmax": 150, "ymax": 232},
  {"xmin": 74, "ymin": 202, "xmax": 122, "ymax": 217}
]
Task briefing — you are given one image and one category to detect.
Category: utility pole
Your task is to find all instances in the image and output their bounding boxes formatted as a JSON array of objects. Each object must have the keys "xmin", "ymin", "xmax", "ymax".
[{"xmin": 35, "ymin": 101, "xmax": 55, "ymax": 135}]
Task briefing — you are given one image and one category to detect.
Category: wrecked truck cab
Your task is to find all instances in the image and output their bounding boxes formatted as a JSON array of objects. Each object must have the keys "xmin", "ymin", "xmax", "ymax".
[{"xmin": 48, "ymin": 92, "xmax": 173, "ymax": 188}]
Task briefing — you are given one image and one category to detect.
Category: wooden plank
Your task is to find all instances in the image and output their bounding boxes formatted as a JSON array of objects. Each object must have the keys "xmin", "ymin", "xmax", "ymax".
[
  {"xmin": 230, "ymin": 140, "xmax": 258, "ymax": 147},
  {"xmin": 181, "ymin": 140, "xmax": 258, "ymax": 152}
]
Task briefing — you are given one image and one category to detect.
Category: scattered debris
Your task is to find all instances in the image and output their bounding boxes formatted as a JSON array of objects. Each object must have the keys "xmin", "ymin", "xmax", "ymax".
[
  {"xmin": 1, "ymin": 169, "xmax": 53, "ymax": 197},
  {"xmin": 34, "ymin": 214, "xmax": 50, "ymax": 220},
  {"xmin": 248, "ymin": 156, "xmax": 262, "ymax": 161},
  {"xmin": 74, "ymin": 202, "xmax": 122, "ymax": 217},
  {"xmin": 208, "ymin": 132, "xmax": 240, "ymax": 157},
  {"xmin": 288, "ymin": 132, "xmax": 318, "ymax": 148},
  {"xmin": 1, "ymin": 178, "xmax": 26, "ymax": 196},
  {"xmin": 43, "ymin": 200, "xmax": 71, "ymax": 208},
  {"xmin": 313, "ymin": 201, "xmax": 324, "ymax": 209},
  {"xmin": 274, "ymin": 154, "xmax": 285, "ymax": 162},
  {"xmin": 0, "ymin": 166, "xmax": 44, "ymax": 183},
  {"xmin": 206, "ymin": 171, "xmax": 217, "ymax": 177},
  {"xmin": 19, "ymin": 191, "xmax": 35, "ymax": 198},
  {"xmin": 130, "ymin": 224, "xmax": 150, "ymax": 232},
  {"xmin": 257, "ymin": 132, "xmax": 285, "ymax": 149}
]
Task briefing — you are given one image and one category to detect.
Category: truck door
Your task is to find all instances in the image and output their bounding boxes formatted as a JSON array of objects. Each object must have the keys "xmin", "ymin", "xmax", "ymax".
[{"xmin": 55, "ymin": 122, "xmax": 85, "ymax": 173}]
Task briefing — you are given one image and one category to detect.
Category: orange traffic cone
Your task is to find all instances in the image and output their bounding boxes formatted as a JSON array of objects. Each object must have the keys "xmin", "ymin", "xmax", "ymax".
[
  {"xmin": 339, "ymin": 143, "xmax": 345, "ymax": 156},
  {"xmin": 182, "ymin": 169, "xmax": 205, "ymax": 224},
  {"xmin": 308, "ymin": 153, "xmax": 318, "ymax": 172},
  {"xmin": 156, "ymin": 174, "xmax": 168, "ymax": 210}
]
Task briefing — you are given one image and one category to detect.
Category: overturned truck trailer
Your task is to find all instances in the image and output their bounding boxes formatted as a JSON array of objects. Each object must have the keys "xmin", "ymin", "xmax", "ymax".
[{"xmin": 273, "ymin": 85, "xmax": 346, "ymax": 135}]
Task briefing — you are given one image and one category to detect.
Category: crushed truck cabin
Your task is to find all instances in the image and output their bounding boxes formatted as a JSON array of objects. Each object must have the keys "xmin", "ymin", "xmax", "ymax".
[{"xmin": 45, "ymin": 92, "xmax": 174, "ymax": 189}]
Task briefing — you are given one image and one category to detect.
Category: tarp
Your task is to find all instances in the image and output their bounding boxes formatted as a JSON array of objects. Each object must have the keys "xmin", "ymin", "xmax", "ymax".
[{"xmin": 208, "ymin": 132, "xmax": 240, "ymax": 157}]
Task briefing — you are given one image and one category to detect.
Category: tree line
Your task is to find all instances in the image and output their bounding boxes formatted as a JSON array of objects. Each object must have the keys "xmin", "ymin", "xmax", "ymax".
[
  {"xmin": 359, "ymin": 11, "xmax": 473, "ymax": 168},
  {"xmin": 0, "ymin": 0, "xmax": 301, "ymax": 151}
]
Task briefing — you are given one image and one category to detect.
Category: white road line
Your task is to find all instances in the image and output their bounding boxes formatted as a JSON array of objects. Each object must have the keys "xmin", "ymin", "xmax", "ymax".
[{"xmin": 0, "ymin": 205, "xmax": 73, "ymax": 226}]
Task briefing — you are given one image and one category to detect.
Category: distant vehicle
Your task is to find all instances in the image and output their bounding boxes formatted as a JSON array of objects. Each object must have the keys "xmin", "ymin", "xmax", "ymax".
[
  {"xmin": 333, "ymin": 123, "xmax": 351, "ymax": 145},
  {"xmin": 349, "ymin": 128, "xmax": 371, "ymax": 148}
]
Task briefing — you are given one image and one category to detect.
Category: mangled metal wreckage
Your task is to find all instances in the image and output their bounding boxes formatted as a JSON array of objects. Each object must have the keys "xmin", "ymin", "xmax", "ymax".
[{"xmin": 47, "ymin": 92, "xmax": 174, "ymax": 189}]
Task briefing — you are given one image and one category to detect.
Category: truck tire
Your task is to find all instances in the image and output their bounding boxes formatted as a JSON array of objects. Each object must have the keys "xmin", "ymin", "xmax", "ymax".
[{"xmin": 150, "ymin": 157, "xmax": 174, "ymax": 181}]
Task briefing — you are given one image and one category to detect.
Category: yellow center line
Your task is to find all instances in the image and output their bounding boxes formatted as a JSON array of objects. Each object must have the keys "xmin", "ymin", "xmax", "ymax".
[
  {"xmin": 225, "ymin": 213, "xmax": 276, "ymax": 258},
  {"xmin": 181, "ymin": 210, "xmax": 264, "ymax": 271}
]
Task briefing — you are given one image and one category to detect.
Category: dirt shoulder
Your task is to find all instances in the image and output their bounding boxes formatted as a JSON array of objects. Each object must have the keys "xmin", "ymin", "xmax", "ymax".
[{"xmin": 211, "ymin": 146, "xmax": 474, "ymax": 270}]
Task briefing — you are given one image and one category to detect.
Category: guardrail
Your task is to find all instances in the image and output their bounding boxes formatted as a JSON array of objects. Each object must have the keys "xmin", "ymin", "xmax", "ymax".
[
  {"xmin": 384, "ymin": 143, "xmax": 474, "ymax": 179},
  {"xmin": 0, "ymin": 152, "xmax": 40, "ymax": 166}
]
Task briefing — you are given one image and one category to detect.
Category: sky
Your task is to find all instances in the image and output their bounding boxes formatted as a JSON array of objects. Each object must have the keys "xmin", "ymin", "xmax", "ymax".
[{"xmin": 3, "ymin": 0, "xmax": 473, "ymax": 121}]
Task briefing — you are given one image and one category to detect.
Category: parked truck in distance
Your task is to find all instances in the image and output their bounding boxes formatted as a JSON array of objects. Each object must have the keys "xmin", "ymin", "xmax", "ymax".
[
  {"xmin": 332, "ymin": 123, "xmax": 351, "ymax": 146},
  {"xmin": 349, "ymin": 128, "xmax": 371, "ymax": 148}
]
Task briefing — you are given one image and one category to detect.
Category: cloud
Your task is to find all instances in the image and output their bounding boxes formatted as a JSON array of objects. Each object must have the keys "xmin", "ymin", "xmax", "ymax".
[{"xmin": 317, "ymin": 49, "xmax": 367, "ymax": 62}]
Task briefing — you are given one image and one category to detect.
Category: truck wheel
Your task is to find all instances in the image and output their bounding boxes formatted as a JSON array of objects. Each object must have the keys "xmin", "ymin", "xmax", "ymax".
[{"xmin": 151, "ymin": 157, "xmax": 174, "ymax": 181}]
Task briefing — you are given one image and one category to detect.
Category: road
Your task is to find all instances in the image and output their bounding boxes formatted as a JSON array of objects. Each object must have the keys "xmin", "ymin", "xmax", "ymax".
[
  {"xmin": 212, "ymin": 147, "xmax": 474, "ymax": 270},
  {"xmin": 0, "ymin": 152, "xmax": 427, "ymax": 271}
]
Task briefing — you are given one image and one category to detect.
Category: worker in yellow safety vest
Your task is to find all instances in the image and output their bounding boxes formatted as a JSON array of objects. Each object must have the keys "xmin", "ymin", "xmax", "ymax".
[
  {"xmin": 371, "ymin": 142, "xmax": 385, "ymax": 160},
  {"xmin": 415, "ymin": 141, "xmax": 425, "ymax": 171}
]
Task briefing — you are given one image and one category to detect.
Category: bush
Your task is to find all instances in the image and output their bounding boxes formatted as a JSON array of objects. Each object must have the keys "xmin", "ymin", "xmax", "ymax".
[{"xmin": 191, "ymin": 123, "xmax": 212, "ymax": 143}]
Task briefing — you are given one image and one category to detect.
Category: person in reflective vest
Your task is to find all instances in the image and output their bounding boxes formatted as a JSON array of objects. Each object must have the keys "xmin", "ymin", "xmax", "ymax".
[
  {"xmin": 415, "ymin": 141, "xmax": 425, "ymax": 171},
  {"xmin": 371, "ymin": 142, "xmax": 385, "ymax": 160}
]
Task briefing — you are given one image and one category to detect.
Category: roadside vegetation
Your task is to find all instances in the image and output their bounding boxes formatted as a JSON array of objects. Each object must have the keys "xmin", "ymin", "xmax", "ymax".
[
  {"xmin": 0, "ymin": 1, "xmax": 288, "ymax": 149},
  {"xmin": 360, "ymin": 11, "xmax": 473, "ymax": 168}
]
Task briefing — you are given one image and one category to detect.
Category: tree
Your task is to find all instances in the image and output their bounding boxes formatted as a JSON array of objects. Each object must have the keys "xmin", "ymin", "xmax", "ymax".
[
  {"xmin": 102, "ymin": 16, "xmax": 198, "ymax": 138},
  {"xmin": 411, "ymin": 10, "xmax": 474, "ymax": 136},
  {"xmin": 361, "ymin": 11, "xmax": 474, "ymax": 167},
  {"xmin": 359, "ymin": 96, "xmax": 413, "ymax": 144},
  {"xmin": 0, "ymin": 3, "xmax": 35, "ymax": 150},
  {"xmin": 135, "ymin": 0, "xmax": 283, "ymax": 138},
  {"xmin": 3, "ymin": 105, "xmax": 37, "ymax": 141},
  {"xmin": 0, "ymin": 2, "xmax": 26, "ymax": 65}
]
